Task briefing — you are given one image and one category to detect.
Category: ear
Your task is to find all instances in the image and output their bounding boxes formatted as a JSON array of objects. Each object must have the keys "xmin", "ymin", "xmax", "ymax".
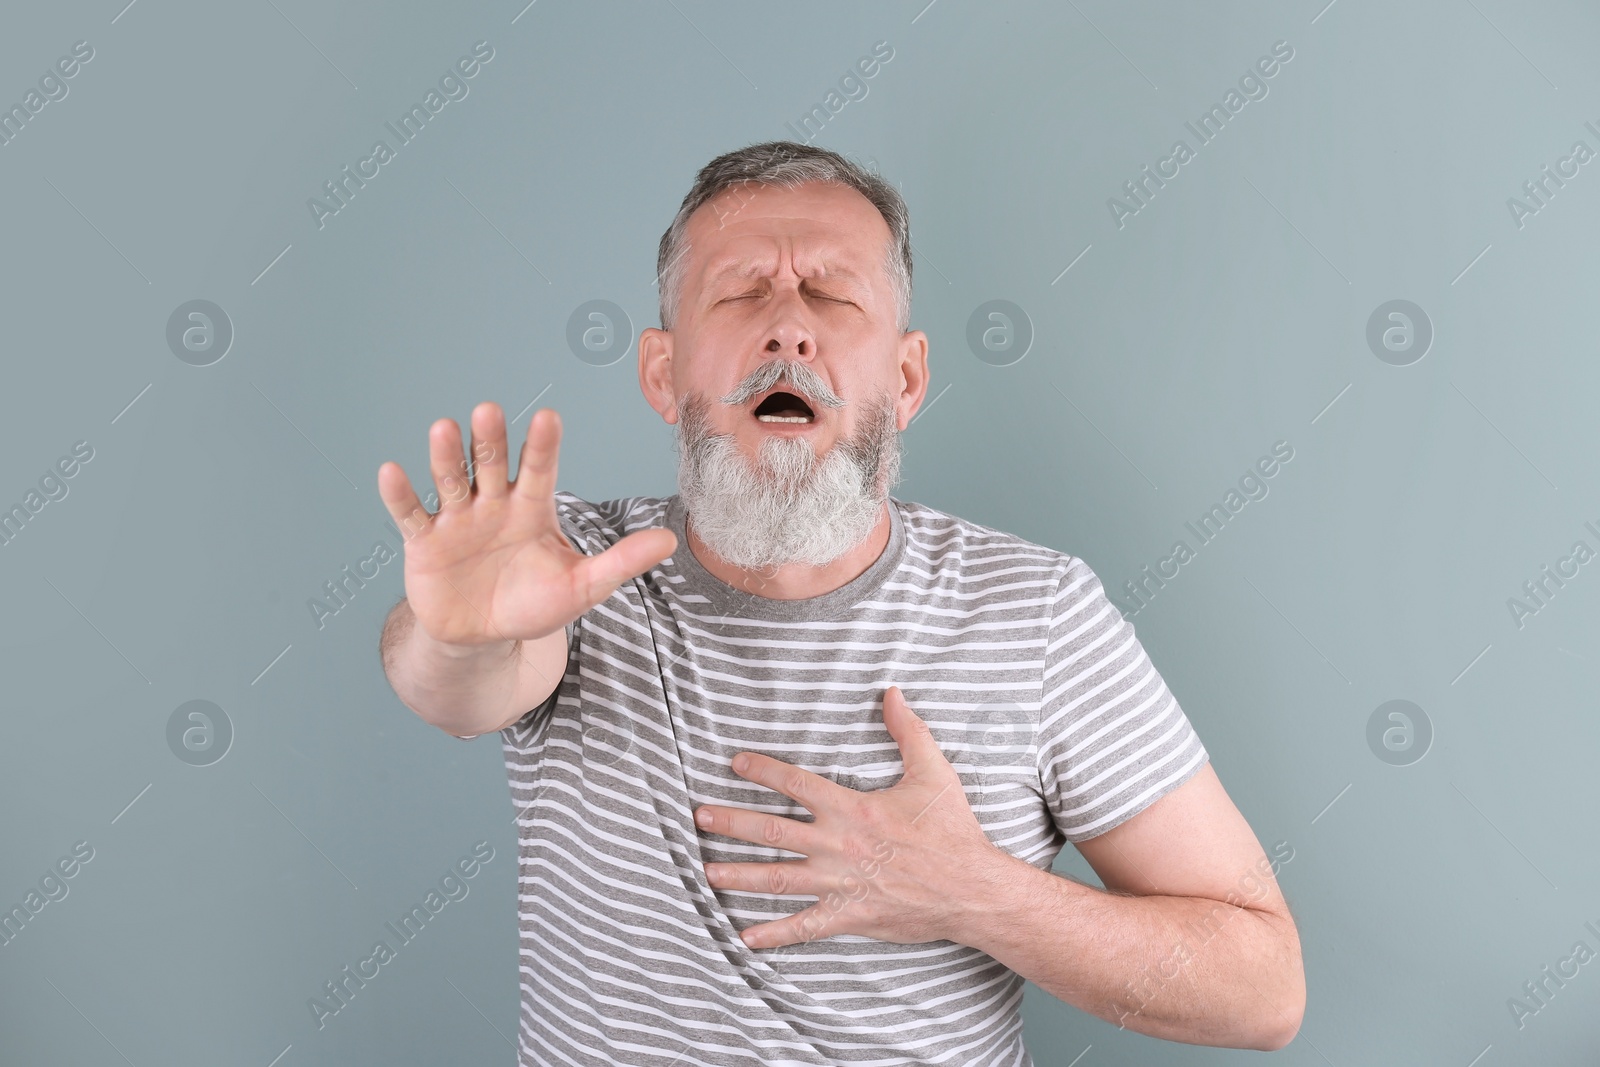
[
  {"xmin": 638, "ymin": 326, "xmax": 678, "ymax": 424},
  {"xmin": 894, "ymin": 329, "xmax": 930, "ymax": 431}
]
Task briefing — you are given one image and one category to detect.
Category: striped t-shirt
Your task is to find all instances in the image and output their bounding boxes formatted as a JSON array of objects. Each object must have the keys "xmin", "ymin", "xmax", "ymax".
[{"xmin": 496, "ymin": 490, "xmax": 1209, "ymax": 1066}]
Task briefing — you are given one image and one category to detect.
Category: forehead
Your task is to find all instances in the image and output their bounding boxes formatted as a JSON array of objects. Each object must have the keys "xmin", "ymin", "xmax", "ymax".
[{"xmin": 683, "ymin": 180, "xmax": 891, "ymax": 282}]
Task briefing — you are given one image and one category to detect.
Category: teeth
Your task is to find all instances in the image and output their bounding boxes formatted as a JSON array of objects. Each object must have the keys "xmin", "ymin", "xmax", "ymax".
[{"xmin": 757, "ymin": 414, "xmax": 812, "ymax": 423}]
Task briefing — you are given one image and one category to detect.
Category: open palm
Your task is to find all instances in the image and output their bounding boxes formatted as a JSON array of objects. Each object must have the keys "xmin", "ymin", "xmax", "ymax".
[{"xmin": 377, "ymin": 403, "xmax": 677, "ymax": 646}]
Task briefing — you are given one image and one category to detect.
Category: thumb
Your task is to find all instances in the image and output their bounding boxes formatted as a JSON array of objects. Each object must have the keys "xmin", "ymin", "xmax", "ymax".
[
  {"xmin": 883, "ymin": 686, "xmax": 948, "ymax": 781},
  {"xmin": 575, "ymin": 528, "xmax": 677, "ymax": 606}
]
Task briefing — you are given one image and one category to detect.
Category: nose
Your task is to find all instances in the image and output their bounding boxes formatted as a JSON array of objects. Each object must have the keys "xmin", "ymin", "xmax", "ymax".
[{"xmin": 763, "ymin": 309, "xmax": 815, "ymax": 362}]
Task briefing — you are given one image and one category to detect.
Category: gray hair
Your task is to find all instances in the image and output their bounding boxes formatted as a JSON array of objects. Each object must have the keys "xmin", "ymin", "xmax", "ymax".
[{"xmin": 655, "ymin": 141, "xmax": 913, "ymax": 333}]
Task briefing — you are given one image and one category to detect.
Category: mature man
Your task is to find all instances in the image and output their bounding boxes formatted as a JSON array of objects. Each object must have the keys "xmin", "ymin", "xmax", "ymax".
[{"xmin": 378, "ymin": 141, "xmax": 1304, "ymax": 1065}]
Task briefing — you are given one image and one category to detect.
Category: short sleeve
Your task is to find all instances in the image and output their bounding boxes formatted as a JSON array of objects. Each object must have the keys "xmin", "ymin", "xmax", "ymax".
[
  {"xmin": 494, "ymin": 492, "xmax": 592, "ymax": 744},
  {"xmin": 1036, "ymin": 557, "xmax": 1209, "ymax": 843}
]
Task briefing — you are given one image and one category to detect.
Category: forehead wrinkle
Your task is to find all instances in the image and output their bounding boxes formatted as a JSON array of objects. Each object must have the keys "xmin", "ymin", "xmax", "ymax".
[{"xmin": 704, "ymin": 251, "xmax": 875, "ymax": 293}]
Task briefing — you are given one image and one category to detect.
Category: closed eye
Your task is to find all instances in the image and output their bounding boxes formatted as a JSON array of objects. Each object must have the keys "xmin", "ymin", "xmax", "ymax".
[
  {"xmin": 720, "ymin": 288, "xmax": 854, "ymax": 305},
  {"xmin": 810, "ymin": 290, "xmax": 858, "ymax": 306}
]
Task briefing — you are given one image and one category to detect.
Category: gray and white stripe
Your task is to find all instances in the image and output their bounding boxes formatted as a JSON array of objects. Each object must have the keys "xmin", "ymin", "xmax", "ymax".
[{"xmin": 497, "ymin": 491, "xmax": 1208, "ymax": 1065}]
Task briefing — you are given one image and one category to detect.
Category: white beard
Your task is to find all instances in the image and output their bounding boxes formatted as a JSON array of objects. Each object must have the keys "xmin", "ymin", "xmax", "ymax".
[{"xmin": 674, "ymin": 378, "xmax": 902, "ymax": 570}]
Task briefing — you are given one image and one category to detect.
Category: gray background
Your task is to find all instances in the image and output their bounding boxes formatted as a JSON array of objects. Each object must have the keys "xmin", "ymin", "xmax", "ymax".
[{"xmin": 2, "ymin": 0, "xmax": 1596, "ymax": 1064}]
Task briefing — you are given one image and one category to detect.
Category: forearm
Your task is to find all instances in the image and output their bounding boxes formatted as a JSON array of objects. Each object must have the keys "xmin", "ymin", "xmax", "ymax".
[
  {"xmin": 957, "ymin": 850, "xmax": 1303, "ymax": 1050},
  {"xmin": 379, "ymin": 599, "xmax": 522, "ymax": 735}
]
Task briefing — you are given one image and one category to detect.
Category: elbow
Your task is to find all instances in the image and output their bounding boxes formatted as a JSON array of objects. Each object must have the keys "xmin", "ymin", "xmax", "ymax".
[
  {"xmin": 1254, "ymin": 995, "xmax": 1303, "ymax": 1051},
  {"xmin": 1253, "ymin": 936, "xmax": 1306, "ymax": 1051}
]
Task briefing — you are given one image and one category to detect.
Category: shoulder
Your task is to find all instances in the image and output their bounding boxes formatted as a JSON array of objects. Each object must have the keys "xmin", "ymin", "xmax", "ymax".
[
  {"xmin": 551, "ymin": 491, "xmax": 671, "ymax": 553},
  {"xmin": 893, "ymin": 496, "xmax": 1077, "ymax": 600},
  {"xmin": 893, "ymin": 499, "xmax": 1127, "ymax": 624}
]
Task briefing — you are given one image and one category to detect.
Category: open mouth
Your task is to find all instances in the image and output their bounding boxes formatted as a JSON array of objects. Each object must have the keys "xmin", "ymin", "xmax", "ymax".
[{"xmin": 751, "ymin": 390, "xmax": 816, "ymax": 424}]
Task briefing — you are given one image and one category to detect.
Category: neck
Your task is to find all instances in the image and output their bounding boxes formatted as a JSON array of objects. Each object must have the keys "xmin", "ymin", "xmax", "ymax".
[{"xmin": 684, "ymin": 500, "xmax": 892, "ymax": 600}]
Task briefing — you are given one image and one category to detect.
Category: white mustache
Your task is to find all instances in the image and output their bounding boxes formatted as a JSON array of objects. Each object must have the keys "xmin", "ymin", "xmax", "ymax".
[{"xmin": 718, "ymin": 359, "xmax": 846, "ymax": 409}]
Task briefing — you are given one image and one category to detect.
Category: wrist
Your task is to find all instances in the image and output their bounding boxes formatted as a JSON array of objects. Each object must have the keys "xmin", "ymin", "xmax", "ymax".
[
  {"xmin": 408, "ymin": 616, "xmax": 519, "ymax": 662},
  {"xmin": 945, "ymin": 844, "xmax": 1039, "ymax": 952},
  {"xmin": 390, "ymin": 617, "xmax": 521, "ymax": 731}
]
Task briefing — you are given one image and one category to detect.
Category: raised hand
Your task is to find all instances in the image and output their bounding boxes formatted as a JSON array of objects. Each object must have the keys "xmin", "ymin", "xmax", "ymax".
[{"xmin": 376, "ymin": 402, "xmax": 678, "ymax": 647}]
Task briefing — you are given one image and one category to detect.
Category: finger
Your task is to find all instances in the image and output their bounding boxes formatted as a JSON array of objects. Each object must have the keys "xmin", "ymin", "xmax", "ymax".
[
  {"xmin": 704, "ymin": 859, "xmax": 819, "ymax": 898},
  {"xmin": 692, "ymin": 804, "xmax": 819, "ymax": 857},
  {"xmin": 729, "ymin": 751, "xmax": 852, "ymax": 814},
  {"xmin": 511, "ymin": 408, "xmax": 561, "ymax": 507},
  {"xmin": 376, "ymin": 461, "xmax": 433, "ymax": 542},
  {"xmin": 882, "ymin": 686, "xmax": 946, "ymax": 781},
  {"xmin": 469, "ymin": 402, "xmax": 509, "ymax": 500},
  {"xmin": 569, "ymin": 528, "xmax": 679, "ymax": 607},
  {"xmin": 428, "ymin": 418, "xmax": 472, "ymax": 513},
  {"xmin": 740, "ymin": 905, "xmax": 837, "ymax": 950}
]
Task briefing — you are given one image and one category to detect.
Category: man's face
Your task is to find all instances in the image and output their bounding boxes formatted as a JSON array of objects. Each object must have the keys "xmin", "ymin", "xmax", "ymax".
[
  {"xmin": 637, "ymin": 179, "xmax": 929, "ymax": 569},
  {"xmin": 641, "ymin": 180, "xmax": 926, "ymax": 467}
]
